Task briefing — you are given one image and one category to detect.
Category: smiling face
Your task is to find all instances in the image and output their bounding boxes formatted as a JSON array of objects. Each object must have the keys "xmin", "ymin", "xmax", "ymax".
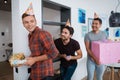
[
  {"xmin": 22, "ymin": 15, "xmax": 37, "ymax": 33},
  {"xmin": 92, "ymin": 19, "xmax": 101, "ymax": 32}
]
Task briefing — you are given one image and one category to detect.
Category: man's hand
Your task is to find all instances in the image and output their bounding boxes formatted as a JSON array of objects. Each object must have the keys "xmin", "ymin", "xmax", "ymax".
[
  {"xmin": 66, "ymin": 55, "xmax": 71, "ymax": 61},
  {"xmin": 24, "ymin": 57, "xmax": 36, "ymax": 66},
  {"xmin": 94, "ymin": 58, "xmax": 100, "ymax": 65},
  {"xmin": 60, "ymin": 54, "xmax": 67, "ymax": 58},
  {"xmin": 91, "ymin": 57, "xmax": 100, "ymax": 65}
]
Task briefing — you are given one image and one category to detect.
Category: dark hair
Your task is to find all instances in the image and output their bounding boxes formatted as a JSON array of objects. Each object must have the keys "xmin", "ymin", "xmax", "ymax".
[
  {"xmin": 62, "ymin": 26, "xmax": 74, "ymax": 35},
  {"xmin": 93, "ymin": 18, "xmax": 102, "ymax": 24},
  {"xmin": 22, "ymin": 13, "xmax": 35, "ymax": 19}
]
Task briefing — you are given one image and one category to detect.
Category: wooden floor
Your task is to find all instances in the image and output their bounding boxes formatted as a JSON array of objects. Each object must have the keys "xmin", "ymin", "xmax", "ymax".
[
  {"xmin": 0, "ymin": 61, "xmax": 13, "ymax": 80},
  {"xmin": 82, "ymin": 69, "xmax": 120, "ymax": 80},
  {"xmin": 103, "ymin": 71, "xmax": 120, "ymax": 80},
  {"xmin": 0, "ymin": 61, "xmax": 120, "ymax": 80}
]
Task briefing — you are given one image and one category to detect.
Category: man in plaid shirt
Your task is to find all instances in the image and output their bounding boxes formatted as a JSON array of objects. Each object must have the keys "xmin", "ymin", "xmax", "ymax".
[{"xmin": 21, "ymin": 3, "xmax": 58, "ymax": 80}]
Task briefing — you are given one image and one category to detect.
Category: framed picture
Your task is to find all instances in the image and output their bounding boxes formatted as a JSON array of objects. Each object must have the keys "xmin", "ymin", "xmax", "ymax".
[
  {"xmin": 78, "ymin": 8, "xmax": 86, "ymax": 24},
  {"xmin": 81, "ymin": 25, "xmax": 88, "ymax": 37},
  {"xmin": 109, "ymin": 27, "xmax": 120, "ymax": 41},
  {"xmin": 114, "ymin": 28, "xmax": 120, "ymax": 37},
  {"xmin": 88, "ymin": 18, "xmax": 93, "ymax": 31}
]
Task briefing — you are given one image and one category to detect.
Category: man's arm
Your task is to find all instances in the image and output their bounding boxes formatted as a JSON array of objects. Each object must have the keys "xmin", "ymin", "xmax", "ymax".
[
  {"xmin": 70, "ymin": 49, "xmax": 82, "ymax": 60},
  {"xmin": 41, "ymin": 31, "xmax": 59, "ymax": 59},
  {"xmin": 25, "ymin": 55, "xmax": 48, "ymax": 66},
  {"xmin": 25, "ymin": 31, "xmax": 59, "ymax": 66}
]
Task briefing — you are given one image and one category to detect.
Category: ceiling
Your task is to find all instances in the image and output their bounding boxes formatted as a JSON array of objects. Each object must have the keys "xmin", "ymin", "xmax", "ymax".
[{"xmin": 0, "ymin": 0, "xmax": 11, "ymax": 12}]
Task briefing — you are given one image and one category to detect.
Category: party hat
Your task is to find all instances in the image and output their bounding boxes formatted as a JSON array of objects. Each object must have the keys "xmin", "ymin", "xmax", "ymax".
[
  {"xmin": 65, "ymin": 19, "xmax": 71, "ymax": 27},
  {"xmin": 25, "ymin": 2, "xmax": 34, "ymax": 15},
  {"xmin": 94, "ymin": 12, "xmax": 99, "ymax": 18}
]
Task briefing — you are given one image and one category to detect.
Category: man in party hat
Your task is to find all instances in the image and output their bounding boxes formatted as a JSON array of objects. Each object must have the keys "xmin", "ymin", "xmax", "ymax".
[
  {"xmin": 21, "ymin": 3, "xmax": 58, "ymax": 80},
  {"xmin": 54, "ymin": 19, "xmax": 82, "ymax": 80},
  {"xmin": 84, "ymin": 13, "xmax": 108, "ymax": 80}
]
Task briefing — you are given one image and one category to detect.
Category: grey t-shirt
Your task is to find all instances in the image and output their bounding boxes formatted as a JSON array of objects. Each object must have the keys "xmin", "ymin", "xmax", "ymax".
[
  {"xmin": 84, "ymin": 30, "xmax": 107, "ymax": 49},
  {"xmin": 84, "ymin": 30, "xmax": 107, "ymax": 59}
]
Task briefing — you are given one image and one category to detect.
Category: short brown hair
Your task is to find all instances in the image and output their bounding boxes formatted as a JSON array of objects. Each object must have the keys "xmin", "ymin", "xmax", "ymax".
[
  {"xmin": 62, "ymin": 26, "xmax": 74, "ymax": 35},
  {"xmin": 93, "ymin": 18, "xmax": 102, "ymax": 24},
  {"xmin": 22, "ymin": 13, "xmax": 35, "ymax": 19}
]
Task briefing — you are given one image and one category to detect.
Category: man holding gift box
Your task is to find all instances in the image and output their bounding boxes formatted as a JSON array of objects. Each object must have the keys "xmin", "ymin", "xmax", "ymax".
[
  {"xmin": 84, "ymin": 13, "xmax": 108, "ymax": 80},
  {"xmin": 21, "ymin": 3, "xmax": 58, "ymax": 80}
]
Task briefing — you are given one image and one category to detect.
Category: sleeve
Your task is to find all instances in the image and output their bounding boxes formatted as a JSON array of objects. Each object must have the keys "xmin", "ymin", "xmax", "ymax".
[
  {"xmin": 84, "ymin": 33, "xmax": 90, "ymax": 42},
  {"xmin": 39, "ymin": 31, "xmax": 59, "ymax": 59},
  {"xmin": 54, "ymin": 39, "xmax": 58, "ymax": 49},
  {"xmin": 54, "ymin": 39, "xmax": 61, "ymax": 51},
  {"xmin": 74, "ymin": 40, "xmax": 80, "ymax": 51}
]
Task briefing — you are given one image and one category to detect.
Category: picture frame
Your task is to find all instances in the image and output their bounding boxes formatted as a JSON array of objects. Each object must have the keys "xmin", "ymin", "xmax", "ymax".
[
  {"xmin": 78, "ymin": 8, "xmax": 86, "ymax": 24},
  {"xmin": 88, "ymin": 18, "xmax": 93, "ymax": 31},
  {"xmin": 81, "ymin": 25, "xmax": 88, "ymax": 37},
  {"xmin": 114, "ymin": 28, "xmax": 120, "ymax": 37}
]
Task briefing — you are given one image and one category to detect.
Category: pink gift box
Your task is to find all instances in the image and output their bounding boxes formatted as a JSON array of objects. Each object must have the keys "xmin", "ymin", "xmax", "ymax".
[{"xmin": 91, "ymin": 41, "xmax": 120, "ymax": 64}]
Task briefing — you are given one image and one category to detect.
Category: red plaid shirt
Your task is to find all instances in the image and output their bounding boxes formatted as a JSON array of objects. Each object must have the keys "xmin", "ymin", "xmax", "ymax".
[{"xmin": 28, "ymin": 27, "xmax": 58, "ymax": 80}]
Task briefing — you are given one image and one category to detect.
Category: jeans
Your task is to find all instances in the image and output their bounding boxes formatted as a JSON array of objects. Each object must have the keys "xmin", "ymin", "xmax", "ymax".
[
  {"xmin": 87, "ymin": 56, "xmax": 106, "ymax": 80},
  {"xmin": 60, "ymin": 63, "xmax": 77, "ymax": 80}
]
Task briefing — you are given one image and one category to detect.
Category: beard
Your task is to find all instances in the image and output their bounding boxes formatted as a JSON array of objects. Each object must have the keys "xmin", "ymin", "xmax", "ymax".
[{"xmin": 61, "ymin": 35, "xmax": 68, "ymax": 41}]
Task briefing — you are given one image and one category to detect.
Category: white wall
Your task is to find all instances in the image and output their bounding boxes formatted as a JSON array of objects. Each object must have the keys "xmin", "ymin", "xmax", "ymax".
[{"xmin": 0, "ymin": 11, "xmax": 12, "ymax": 62}]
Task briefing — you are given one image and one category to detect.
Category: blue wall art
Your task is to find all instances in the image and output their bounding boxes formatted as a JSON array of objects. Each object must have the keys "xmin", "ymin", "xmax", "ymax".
[
  {"xmin": 78, "ymin": 8, "xmax": 86, "ymax": 24},
  {"xmin": 114, "ymin": 28, "xmax": 120, "ymax": 37}
]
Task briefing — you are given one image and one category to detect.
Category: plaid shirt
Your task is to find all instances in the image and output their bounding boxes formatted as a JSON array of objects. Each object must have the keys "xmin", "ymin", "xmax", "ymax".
[{"xmin": 28, "ymin": 27, "xmax": 58, "ymax": 80}]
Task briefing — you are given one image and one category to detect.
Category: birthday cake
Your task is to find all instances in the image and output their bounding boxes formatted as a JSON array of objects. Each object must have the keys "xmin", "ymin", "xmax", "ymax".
[{"xmin": 9, "ymin": 53, "xmax": 26, "ymax": 67}]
